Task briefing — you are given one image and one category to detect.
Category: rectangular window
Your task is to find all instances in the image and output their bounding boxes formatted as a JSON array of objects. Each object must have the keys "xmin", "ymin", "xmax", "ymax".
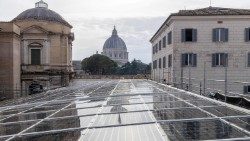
[
  {"xmin": 153, "ymin": 60, "xmax": 157, "ymax": 69},
  {"xmin": 213, "ymin": 28, "xmax": 229, "ymax": 42},
  {"xmin": 181, "ymin": 29, "xmax": 197, "ymax": 42},
  {"xmin": 181, "ymin": 53, "xmax": 197, "ymax": 67},
  {"xmin": 156, "ymin": 43, "xmax": 158, "ymax": 53},
  {"xmin": 247, "ymin": 53, "xmax": 250, "ymax": 67},
  {"xmin": 168, "ymin": 31, "xmax": 172, "ymax": 45},
  {"xmin": 163, "ymin": 36, "xmax": 166, "ymax": 48},
  {"xmin": 159, "ymin": 58, "xmax": 162, "ymax": 68},
  {"xmin": 159, "ymin": 40, "xmax": 162, "ymax": 51},
  {"xmin": 163, "ymin": 56, "xmax": 166, "ymax": 68},
  {"xmin": 168, "ymin": 54, "xmax": 172, "ymax": 68},
  {"xmin": 243, "ymin": 85, "xmax": 250, "ymax": 94},
  {"xmin": 245, "ymin": 28, "xmax": 250, "ymax": 42},
  {"xmin": 212, "ymin": 53, "xmax": 228, "ymax": 67},
  {"xmin": 31, "ymin": 49, "xmax": 41, "ymax": 65}
]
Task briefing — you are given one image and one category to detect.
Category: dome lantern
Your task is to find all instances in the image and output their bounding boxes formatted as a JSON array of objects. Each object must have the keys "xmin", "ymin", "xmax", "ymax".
[
  {"xmin": 35, "ymin": 0, "xmax": 48, "ymax": 9},
  {"xmin": 112, "ymin": 26, "xmax": 118, "ymax": 36}
]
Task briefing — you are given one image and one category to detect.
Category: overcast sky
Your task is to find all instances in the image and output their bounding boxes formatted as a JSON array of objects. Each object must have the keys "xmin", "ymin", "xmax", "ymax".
[{"xmin": 1, "ymin": 0, "xmax": 250, "ymax": 63}]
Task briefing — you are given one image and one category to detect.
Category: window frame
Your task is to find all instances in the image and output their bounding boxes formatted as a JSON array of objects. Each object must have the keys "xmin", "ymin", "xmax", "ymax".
[
  {"xmin": 212, "ymin": 53, "xmax": 228, "ymax": 67},
  {"xmin": 168, "ymin": 31, "xmax": 172, "ymax": 45},
  {"xmin": 30, "ymin": 48, "xmax": 41, "ymax": 65},
  {"xmin": 213, "ymin": 28, "xmax": 229, "ymax": 42},
  {"xmin": 181, "ymin": 53, "xmax": 197, "ymax": 67},
  {"xmin": 159, "ymin": 58, "xmax": 162, "ymax": 68},
  {"xmin": 163, "ymin": 36, "xmax": 166, "ymax": 48},
  {"xmin": 168, "ymin": 54, "xmax": 172, "ymax": 68},
  {"xmin": 181, "ymin": 28, "xmax": 197, "ymax": 42}
]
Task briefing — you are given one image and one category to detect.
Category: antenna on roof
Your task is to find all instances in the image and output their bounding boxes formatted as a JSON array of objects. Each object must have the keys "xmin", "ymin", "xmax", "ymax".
[
  {"xmin": 184, "ymin": 6, "xmax": 186, "ymax": 10},
  {"xmin": 209, "ymin": 0, "xmax": 212, "ymax": 7}
]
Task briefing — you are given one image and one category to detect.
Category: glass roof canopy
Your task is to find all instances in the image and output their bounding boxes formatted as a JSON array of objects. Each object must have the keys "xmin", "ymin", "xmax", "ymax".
[{"xmin": 0, "ymin": 79, "xmax": 249, "ymax": 141}]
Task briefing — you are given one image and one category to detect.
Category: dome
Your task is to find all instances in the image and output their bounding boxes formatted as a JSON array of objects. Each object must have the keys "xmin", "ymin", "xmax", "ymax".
[
  {"xmin": 103, "ymin": 26, "xmax": 127, "ymax": 50},
  {"xmin": 12, "ymin": 0, "xmax": 72, "ymax": 28}
]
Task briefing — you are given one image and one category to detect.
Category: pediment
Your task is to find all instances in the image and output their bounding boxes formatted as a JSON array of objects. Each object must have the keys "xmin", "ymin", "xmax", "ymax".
[{"xmin": 22, "ymin": 25, "xmax": 48, "ymax": 34}]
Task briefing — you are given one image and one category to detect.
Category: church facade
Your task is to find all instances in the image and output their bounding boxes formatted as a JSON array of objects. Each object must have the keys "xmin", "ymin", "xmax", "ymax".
[
  {"xmin": 0, "ymin": 0, "xmax": 74, "ymax": 99},
  {"xmin": 102, "ymin": 27, "xmax": 129, "ymax": 66}
]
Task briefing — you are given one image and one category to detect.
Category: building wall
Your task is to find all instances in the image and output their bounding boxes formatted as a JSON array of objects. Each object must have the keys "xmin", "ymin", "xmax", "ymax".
[
  {"xmin": 12, "ymin": 20, "xmax": 74, "ymax": 94},
  {"xmin": 151, "ymin": 16, "xmax": 250, "ymax": 95},
  {"xmin": 102, "ymin": 48, "xmax": 129, "ymax": 66},
  {"xmin": 0, "ymin": 22, "xmax": 21, "ymax": 99}
]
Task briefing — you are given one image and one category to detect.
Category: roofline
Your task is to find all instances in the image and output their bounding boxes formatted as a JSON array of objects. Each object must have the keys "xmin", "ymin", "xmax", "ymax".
[
  {"xmin": 150, "ymin": 14, "xmax": 250, "ymax": 43},
  {"xmin": 12, "ymin": 19, "xmax": 73, "ymax": 28}
]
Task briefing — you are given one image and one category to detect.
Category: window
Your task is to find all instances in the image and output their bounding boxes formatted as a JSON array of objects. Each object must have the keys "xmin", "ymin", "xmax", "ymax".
[
  {"xmin": 31, "ymin": 49, "xmax": 41, "ymax": 65},
  {"xmin": 212, "ymin": 53, "xmax": 228, "ymax": 67},
  {"xmin": 153, "ymin": 60, "xmax": 157, "ymax": 69},
  {"xmin": 213, "ymin": 28, "xmax": 228, "ymax": 42},
  {"xmin": 181, "ymin": 29, "xmax": 197, "ymax": 42},
  {"xmin": 243, "ymin": 85, "xmax": 250, "ymax": 94},
  {"xmin": 159, "ymin": 40, "xmax": 162, "ymax": 51},
  {"xmin": 163, "ymin": 36, "xmax": 166, "ymax": 48},
  {"xmin": 181, "ymin": 53, "xmax": 197, "ymax": 67},
  {"xmin": 245, "ymin": 28, "xmax": 250, "ymax": 42},
  {"xmin": 159, "ymin": 58, "xmax": 162, "ymax": 68},
  {"xmin": 163, "ymin": 56, "xmax": 166, "ymax": 68},
  {"xmin": 248, "ymin": 53, "xmax": 250, "ymax": 67},
  {"xmin": 168, "ymin": 54, "xmax": 172, "ymax": 68},
  {"xmin": 168, "ymin": 31, "xmax": 172, "ymax": 45},
  {"xmin": 156, "ymin": 43, "xmax": 158, "ymax": 53}
]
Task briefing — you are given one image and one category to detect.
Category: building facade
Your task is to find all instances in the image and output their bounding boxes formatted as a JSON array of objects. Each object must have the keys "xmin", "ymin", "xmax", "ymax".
[
  {"xmin": 150, "ymin": 7, "xmax": 250, "ymax": 96},
  {"xmin": 0, "ymin": 0, "xmax": 74, "ymax": 99},
  {"xmin": 102, "ymin": 27, "xmax": 129, "ymax": 66}
]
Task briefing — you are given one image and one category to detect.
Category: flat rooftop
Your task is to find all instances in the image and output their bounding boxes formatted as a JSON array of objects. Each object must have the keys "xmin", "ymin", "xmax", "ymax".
[{"xmin": 0, "ymin": 79, "xmax": 249, "ymax": 141}]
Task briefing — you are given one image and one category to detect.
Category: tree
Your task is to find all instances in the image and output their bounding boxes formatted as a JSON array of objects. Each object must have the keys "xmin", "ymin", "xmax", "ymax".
[
  {"xmin": 81, "ymin": 54, "xmax": 118, "ymax": 75},
  {"xmin": 117, "ymin": 59, "xmax": 150, "ymax": 75}
]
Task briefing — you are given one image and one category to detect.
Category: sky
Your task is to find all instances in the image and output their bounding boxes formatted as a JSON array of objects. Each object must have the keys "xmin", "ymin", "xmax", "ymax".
[{"xmin": 1, "ymin": 0, "xmax": 250, "ymax": 63}]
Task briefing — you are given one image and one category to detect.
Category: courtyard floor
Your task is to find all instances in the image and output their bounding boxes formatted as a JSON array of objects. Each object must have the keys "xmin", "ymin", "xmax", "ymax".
[{"xmin": 0, "ymin": 79, "xmax": 250, "ymax": 141}]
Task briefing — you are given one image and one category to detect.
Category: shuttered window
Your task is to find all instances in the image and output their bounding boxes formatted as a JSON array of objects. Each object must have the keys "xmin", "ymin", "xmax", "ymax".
[
  {"xmin": 181, "ymin": 29, "xmax": 197, "ymax": 42},
  {"xmin": 31, "ymin": 49, "xmax": 41, "ymax": 65},
  {"xmin": 159, "ymin": 58, "xmax": 162, "ymax": 68},
  {"xmin": 159, "ymin": 40, "xmax": 162, "ymax": 51},
  {"xmin": 168, "ymin": 31, "xmax": 172, "ymax": 45},
  {"xmin": 212, "ymin": 28, "xmax": 229, "ymax": 42},
  {"xmin": 181, "ymin": 53, "xmax": 197, "ymax": 67},
  {"xmin": 248, "ymin": 53, "xmax": 250, "ymax": 67},
  {"xmin": 156, "ymin": 44, "xmax": 158, "ymax": 53},
  {"xmin": 243, "ymin": 86, "xmax": 250, "ymax": 94},
  {"xmin": 163, "ymin": 56, "xmax": 166, "ymax": 68},
  {"xmin": 245, "ymin": 28, "xmax": 250, "ymax": 42},
  {"xmin": 163, "ymin": 36, "xmax": 166, "ymax": 48},
  {"xmin": 168, "ymin": 54, "xmax": 172, "ymax": 68},
  {"xmin": 153, "ymin": 60, "xmax": 157, "ymax": 69},
  {"xmin": 212, "ymin": 53, "xmax": 228, "ymax": 67}
]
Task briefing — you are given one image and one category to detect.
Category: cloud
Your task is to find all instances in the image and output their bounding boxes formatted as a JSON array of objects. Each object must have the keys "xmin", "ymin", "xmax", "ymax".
[
  {"xmin": 1, "ymin": 0, "xmax": 250, "ymax": 63},
  {"xmin": 71, "ymin": 17, "xmax": 165, "ymax": 63}
]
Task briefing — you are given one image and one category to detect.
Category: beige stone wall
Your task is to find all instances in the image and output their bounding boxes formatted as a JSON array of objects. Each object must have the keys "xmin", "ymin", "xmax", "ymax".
[
  {"xmin": 0, "ymin": 22, "xmax": 21, "ymax": 99},
  {"xmin": 151, "ymin": 16, "xmax": 250, "ymax": 95},
  {"xmin": 14, "ymin": 20, "xmax": 73, "ymax": 69}
]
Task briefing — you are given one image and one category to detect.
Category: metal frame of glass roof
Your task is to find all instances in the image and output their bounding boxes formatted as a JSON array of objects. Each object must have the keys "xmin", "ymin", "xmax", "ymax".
[{"xmin": 0, "ymin": 79, "xmax": 249, "ymax": 141}]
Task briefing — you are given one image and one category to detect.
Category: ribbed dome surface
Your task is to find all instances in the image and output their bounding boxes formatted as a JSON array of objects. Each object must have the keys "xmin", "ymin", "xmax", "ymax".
[
  {"xmin": 12, "ymin": 2, "xmax": 72, "ymax": 28},
  {"xmin": 103, "ymin": 27, "xmax": 127, "ymax": 50}
]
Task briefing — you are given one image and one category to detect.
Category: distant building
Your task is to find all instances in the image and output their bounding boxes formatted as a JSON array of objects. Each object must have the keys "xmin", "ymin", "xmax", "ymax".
[
  {"xmin": 102, "ymin": 26, "xmax": 129, "ymax": 66},
  {"xmin": 150, "ymin": 7, "xmax": 250, "ymax": 95},
  {"xmin": 0, "ymin": 0, "xmax": 74, "ymax": 99}
]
